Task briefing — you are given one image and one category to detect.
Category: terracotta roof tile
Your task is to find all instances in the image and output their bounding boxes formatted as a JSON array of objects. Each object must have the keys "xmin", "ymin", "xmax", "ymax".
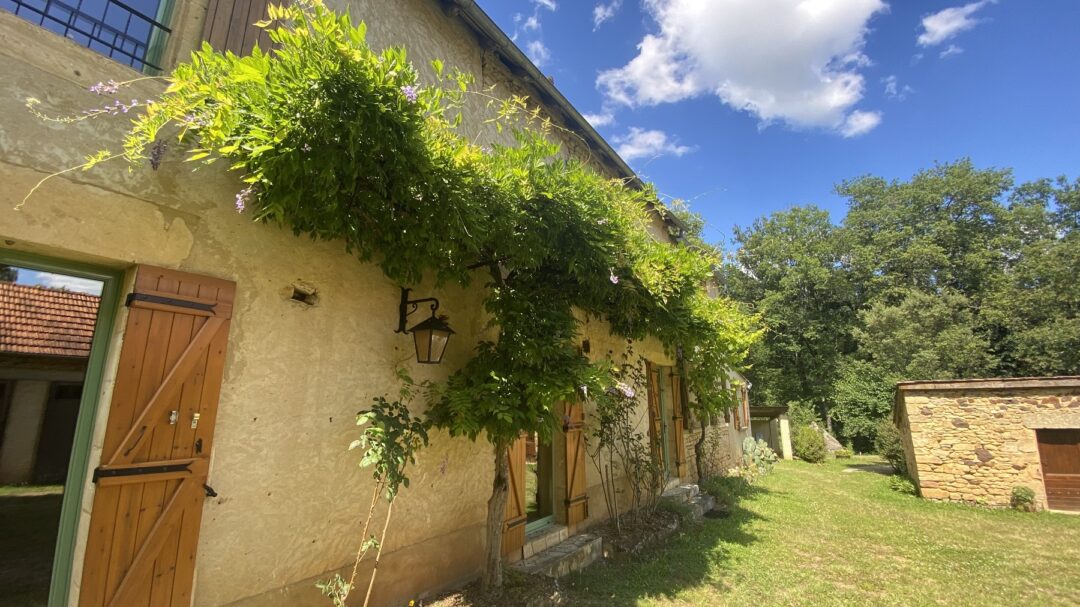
[{"xmin": 0, "ymin": 282, "xmax": 100, "ymax": 358}]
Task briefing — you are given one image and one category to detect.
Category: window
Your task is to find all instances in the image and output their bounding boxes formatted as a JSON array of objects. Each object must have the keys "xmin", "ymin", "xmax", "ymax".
[{"xmin": 1, "ymin": 0, "xmax": 174, "ymax": 73}]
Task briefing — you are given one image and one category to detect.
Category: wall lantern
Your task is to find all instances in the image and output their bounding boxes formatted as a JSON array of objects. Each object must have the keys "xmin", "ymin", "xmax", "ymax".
[{"xmin": 395, "ymin": 287, "xmax": 455, "ymax": 364}]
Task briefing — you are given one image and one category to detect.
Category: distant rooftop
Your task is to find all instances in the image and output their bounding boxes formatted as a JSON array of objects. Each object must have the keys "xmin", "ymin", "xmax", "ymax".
[{"xmin": 0, "ymin": 282, "xmax": 100, "ymax": 358}]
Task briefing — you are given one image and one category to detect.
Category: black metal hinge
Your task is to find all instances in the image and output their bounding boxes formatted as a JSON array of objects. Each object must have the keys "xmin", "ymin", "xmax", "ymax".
[
  {"xmin": 92, "ymin": 461, "xmax": 192, "ymax": 483},
  {"xmin": 126, "ymin": 292, "xmax": 216, "ymax": 313}
]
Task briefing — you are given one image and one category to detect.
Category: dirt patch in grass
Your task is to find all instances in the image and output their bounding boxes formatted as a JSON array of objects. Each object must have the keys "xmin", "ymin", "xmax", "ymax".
[{"xmin": 425, "ymin": 570, "xmax": 564, "ymax": 607}]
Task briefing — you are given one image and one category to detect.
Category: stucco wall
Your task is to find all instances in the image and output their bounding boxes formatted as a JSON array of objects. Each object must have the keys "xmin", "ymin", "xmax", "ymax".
[
  {"xmin": 896, "ymin": 382, "xmax": 1080, "ymax": 509},
  {"xmin": 0, "ymin": 4, "xmax": 742, "ymax": 606}
]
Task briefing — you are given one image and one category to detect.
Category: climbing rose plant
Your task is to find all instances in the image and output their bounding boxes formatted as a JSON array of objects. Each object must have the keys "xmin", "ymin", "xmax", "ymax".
[{"xmin": 25, "ymin": 0, "xmax": 760, "ymax": 592}]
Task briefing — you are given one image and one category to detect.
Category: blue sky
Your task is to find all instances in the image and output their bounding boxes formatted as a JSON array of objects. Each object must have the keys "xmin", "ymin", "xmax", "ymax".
[
  {"xmin": 6, "ymin": 267, "xmax": 103, "ymax": 295},
  {"xmin": 477, "ymin": 0, "xmax": 1080, "ymax": 247}
]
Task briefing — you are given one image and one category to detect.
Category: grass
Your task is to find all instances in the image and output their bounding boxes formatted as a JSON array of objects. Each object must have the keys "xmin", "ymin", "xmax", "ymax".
[
  {"xmin": 561, "ymin": 456, "xmax": 1080, "ymax": 606},
  {"xmin": 0, "ymin": 485, "xmax": 65, "ymax": 607}
]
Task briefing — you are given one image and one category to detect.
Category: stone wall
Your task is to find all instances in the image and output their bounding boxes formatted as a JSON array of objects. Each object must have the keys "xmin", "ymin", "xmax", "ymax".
[{"xmin": 895, "ymin": 379, "xmax": 1080, "ymax": 509}]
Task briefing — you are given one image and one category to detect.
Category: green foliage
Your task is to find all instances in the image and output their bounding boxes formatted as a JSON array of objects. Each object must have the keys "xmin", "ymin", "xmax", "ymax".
[
  {"xmin": 741, "ymin": 436, "xmax": 778, "ymax": 478},
  {"xmin": 0, "ymin": 265, "xmax": 16, "ymax": 282},
  {"xmin": 348, "ymin": 373, "xmax": 430, "ymax": 500},
  {"xmin": 874, "ymin": 420, "xmax": 908, "ymax": 475},
  {"xmin": 889, "ymin": 475, "xmax": 916, "ymax": 495},
  {"xmin": 724, "ymin": 159, "xmax": 1079, "ymax": 446},
  {"xmin": 833, "ymin": 448, "xmax": 852, "ymax": 459},
  {"xmin": 701, "ymin": 474, "xmax": 752, "ymax": 508},
  {"xmin": 792, "ymin": 426, "xmax": 826, "ymax": 463},
  {"xmin": 1010, "ymin": 486, "xmax": 1037, "ymax": 512},
  {"xmin": 656, "ymin": 496, "xmax": 695, "ymax": 523}
]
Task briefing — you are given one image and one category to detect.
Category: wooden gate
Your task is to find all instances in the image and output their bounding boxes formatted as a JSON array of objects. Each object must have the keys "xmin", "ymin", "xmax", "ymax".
[
  {"xmin": 79, "ymin": 266, "xmax": 235, "ymax": 606},
  {"xmin": 564, "ymin": 402, "xmax": 589, "ymax": 526},
  {"xmin": 1037, "ymin": 429, "xmax": 1080, "ymax": 512},
  {"xmin": 502, "ymin": 435, "xmax": 528, "ymax": 559}
]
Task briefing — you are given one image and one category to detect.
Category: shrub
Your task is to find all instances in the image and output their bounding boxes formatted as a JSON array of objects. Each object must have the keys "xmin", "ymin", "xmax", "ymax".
[
  {"xmin": 1011, "ymin": 486, "xmax": 1037, "ymax": 512},
  {"xmin": 889, "ymin": 475, "xmax": 916, "ymax": 495},
  {"xmin": 742, "ymin": 436, "xmax": 779, "ymax": 477},
  {"xmin": 656, "ymin": 496, "xmax": 694, "ymax": 523},
  {"xmin": 834, "ymin": 448, "xmax": 853, "ymax": 459},
  {"xmin": 792, "ymin": 426, "xmax": 826, "ymax": 463},
  {"xmin": 874, "ymin": 420, "xmax": 908, "ymax": 475},
  {"xmin": 701, "ymin": 475, "xmax": 751, "ymax": 509}
]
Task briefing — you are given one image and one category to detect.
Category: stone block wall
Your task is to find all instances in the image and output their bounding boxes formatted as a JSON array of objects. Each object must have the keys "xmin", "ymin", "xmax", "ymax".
[{"xmin": 895, "ymin": 379, "xmax": 1080, "ymax": 509}]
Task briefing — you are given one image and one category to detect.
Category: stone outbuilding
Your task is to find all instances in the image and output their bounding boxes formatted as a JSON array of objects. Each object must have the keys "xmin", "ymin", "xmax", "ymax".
[{"xmin": 894, "ymin": 377, "xmax": 1080, "ymax": 512}]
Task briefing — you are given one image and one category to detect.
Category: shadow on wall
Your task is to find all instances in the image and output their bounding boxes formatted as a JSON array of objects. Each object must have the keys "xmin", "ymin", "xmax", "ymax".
[{"xmin": 558, "ymin": 482, "xmax": 777, "ymax": 605}]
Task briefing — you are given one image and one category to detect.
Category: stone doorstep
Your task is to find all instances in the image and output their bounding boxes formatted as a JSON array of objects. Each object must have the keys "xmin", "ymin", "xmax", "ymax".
[
  {"xmin": 688, "ymin": 493, "xmax": 716, "ymax": 519},
  {"xmin": 522, "ymin": 524, "xmax": 569, "ymax": 560},
  {"xmin": 661, "ymin": 483, "xmax": 701, "ymax": 503},
  {"xmin": 511, "ymin": 533, "xmax": 603, "ymax": 579}
]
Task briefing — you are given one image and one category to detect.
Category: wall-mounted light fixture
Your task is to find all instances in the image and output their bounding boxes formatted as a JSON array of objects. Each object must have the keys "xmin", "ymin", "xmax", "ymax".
[{"xmin": 395, "ymin": 287, "xmax": 454, "ymax": 364}]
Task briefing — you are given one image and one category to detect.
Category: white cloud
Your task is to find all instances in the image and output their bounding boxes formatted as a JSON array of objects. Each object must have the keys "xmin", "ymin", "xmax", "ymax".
[
  {"xmin": 582, "ymin": 111, "xmax": 616, "ymax": 127},
  {"xmin": 597, "ymin": 0, "xmax": 888, "ymax": 137},
  {"xmin": 26, "ymin": 271, "xmax": 103, "ymax": 295},
  {"xmin": 527, "ymin": 40, "xmax": 551, "ymax": 68},
  {"xmin": 593, "ymin": 1, "xmax": 623, "ymax": 30},
  {"xmin": 523, "ymin": 15, "xmax": 540, "ymax": 32},
  {"xmin": 917, "ymin": 1, "xmax": 994, "ymax": 47},
  {"xmin": 939, "ymin": 44, "xmax": 964, "ymax": 58},
  {"xmin": 839, "ymin": 110, "xmax": 882, "ymax": 138},
  {"xmin": 534, "ymin": 0, "xmax": 557, "ymax": 11},
  {"xmin": 882, "ymin": 75, "xmax": 912, "ymax": 100},
  {"xmin": 614, "ymin": 127, "xmax": 693, "ymax": 161}
]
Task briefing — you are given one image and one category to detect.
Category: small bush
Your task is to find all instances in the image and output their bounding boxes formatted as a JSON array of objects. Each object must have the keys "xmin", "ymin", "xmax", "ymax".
[
  {"xmin": 889, "ymin": 475, "xmax": 916, "ymax": 495},
  {"xmin": 792, "ymin": 426, "xmax": 826, "ymax": 463},
  {"xmin": 1011, "ymin": 486, "xmax": 1037, "ymax": 512},
  {"xmin": 656, "ymin": 496, "xmax": 694, "ymax": 522},
  {"xmin": 874, "ymin": 420, "xmax": 908, "ymax": 475},
  {"xmin": 701, "ymin": 475, "xmax": 751, "ymax": 508},
  {"xmin": 834, "ymin": 448, "xmax": 853, "ymax": 459}
]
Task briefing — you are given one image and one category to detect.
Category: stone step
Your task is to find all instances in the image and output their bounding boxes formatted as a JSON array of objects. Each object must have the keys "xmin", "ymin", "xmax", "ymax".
[
  {"xmin": 523, "ymin": 524, "xmax": 569, "ymax": 560},
  {"xmin": 511, "ymin": 533, "xmax": 603, "ymax": 579},
  {"xmin": 688, "ymin": 494, "xmax": 716, "ymax": 519},
  {"xmin": 661, "ymin": 483, "xmax": 700, "ymax": 503}
]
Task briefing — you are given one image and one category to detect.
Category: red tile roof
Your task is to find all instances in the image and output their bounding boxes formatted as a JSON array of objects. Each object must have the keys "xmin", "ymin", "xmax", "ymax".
[{"xmin": 0, "ymin": 282, "xmax": 100, "ymax": 358}]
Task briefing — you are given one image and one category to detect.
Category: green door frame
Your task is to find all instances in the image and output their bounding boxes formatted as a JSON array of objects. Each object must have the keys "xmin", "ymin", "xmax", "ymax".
[{"xmin": 0, "ymin": 249, "xmax": 123, "ymax": 607}]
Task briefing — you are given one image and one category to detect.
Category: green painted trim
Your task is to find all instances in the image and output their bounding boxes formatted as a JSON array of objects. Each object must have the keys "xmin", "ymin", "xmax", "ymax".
[
  {"xmin": 0, "ymin": 249, "xmax": 123, "ymax": 607},
  {"xmin": 144, "ymin": 0, "xmax": 176, "ymax": 75},
  {"xmin": 525, "ymin": 515, "xmax": 555, "ymax": 535}
]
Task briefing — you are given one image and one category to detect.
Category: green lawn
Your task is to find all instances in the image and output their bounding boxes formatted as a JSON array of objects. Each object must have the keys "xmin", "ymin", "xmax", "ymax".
[{"xmin": 563, "ymin": 457, "xmax": 1080, "ymax": 606}]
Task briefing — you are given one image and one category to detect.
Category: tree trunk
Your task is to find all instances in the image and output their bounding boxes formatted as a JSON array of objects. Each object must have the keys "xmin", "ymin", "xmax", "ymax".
[
  {"xmin": 695, "ymin": 414, "xmax": 708, "ymax": 481},
  {"xmin": 481, "ymin": 440, "xmax": 510, "ymax": 592}
]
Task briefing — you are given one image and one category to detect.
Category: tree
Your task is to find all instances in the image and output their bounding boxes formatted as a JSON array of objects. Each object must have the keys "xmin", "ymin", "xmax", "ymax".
[{"xmin": 721, "ymin": 206, "xmax": 856, "ymax": 428}]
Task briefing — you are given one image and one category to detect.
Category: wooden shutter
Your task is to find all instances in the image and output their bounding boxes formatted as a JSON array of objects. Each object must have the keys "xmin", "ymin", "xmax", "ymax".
[
  {"xmin": 645, "ymin": 362, "xmax": 663, "ymax": 470},
  {"xmin": 80, "ymin": 266, "xmax": 235, "ymax": 607},
  {"xmin": 564, "ymin": 402, "xmax": 588, "ymax": 526},
  {"xmin": 669, "ymin": 374, "xmax": 687, "ymax": 479},
  {"xmin": 502, "ymin": 434, "xmax": 527, "ymax": 558},
  {"xmin": 202, "ymin": 0, "xmax": 277, "ymax": 56}
]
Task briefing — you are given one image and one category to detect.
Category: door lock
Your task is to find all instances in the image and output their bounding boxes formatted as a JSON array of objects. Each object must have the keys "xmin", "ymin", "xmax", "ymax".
[
  {"xmin": 168, "ymin": 410, "xmax": 178, "ymax": 425},
  {"xmin": 191, "ymin": 413, "xmax": 201, "ymax": 429}
]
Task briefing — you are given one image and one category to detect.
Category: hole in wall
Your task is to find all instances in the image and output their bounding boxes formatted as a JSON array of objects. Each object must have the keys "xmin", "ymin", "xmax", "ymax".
[{"xmin": 286, "ymin": 281, "xmax": 319, "ymax": 306}]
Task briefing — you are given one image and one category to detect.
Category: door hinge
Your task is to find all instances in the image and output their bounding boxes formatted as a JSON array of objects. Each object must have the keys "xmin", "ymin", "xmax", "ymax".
[{"xmin": 92, "ymin": 461, "xmax": 191, "ymax": 483}]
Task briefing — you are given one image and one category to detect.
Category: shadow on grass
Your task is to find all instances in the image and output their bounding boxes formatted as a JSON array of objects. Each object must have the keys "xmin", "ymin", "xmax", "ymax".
[
  {"xmin": 0, "ymin": 490, "xmax": 63, "ymax": 607},
  {"xmin": 562, "ymin": 482, "xmax": 776, "ymax": 606},
  {"xmin": 839, "ymin": 460, "xmax": 895, "ymax": 476}
]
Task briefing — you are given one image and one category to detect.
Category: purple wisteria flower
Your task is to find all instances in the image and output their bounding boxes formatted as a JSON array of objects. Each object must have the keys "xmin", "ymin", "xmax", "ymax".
[
  {"xmin": 614, "ymin": 382, "xmax": 635, "ymax": 399},
  {"xmin": 235, "ymin": 185, "xmax": 255, "ymax": 213},
  {"xmin": 400, "ymin": 85, "xmax": 419, "ymax": 103},
  {"xmin": 89, "ymin": 80, "xmax": 120, "ymax": 95},
  {"xmin": 148, "ymin": 139, "xmax": 167, "ymax": 170},
  {"xmin": 609, "ymin": 269, "xmax": 619, "ymax": 285}
]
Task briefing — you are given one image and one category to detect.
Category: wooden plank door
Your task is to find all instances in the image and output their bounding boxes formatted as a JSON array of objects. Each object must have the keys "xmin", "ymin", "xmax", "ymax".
[
  {"xmin": 669, "ymin": 374, "xmax": 687, "ymax": 479},
  {"xmin": 202, "ymin": 0, "xmax": 278, "ymax": 56},
  {"xmin": 645, "ymin": 362, "xmax": 664, "ymax": 472},
  {"xmin": 502, "ymin": 434, "xmax": 527, "ymax": 559},
  {"xmin": 79, "ymin": 266, "xmax": 235, "ymax": 606},
  {"xmin": 563, "ymin": 402, "xmax": 588, "ymax": 526},
  {"xmin": 1037, "ymin": 429, "xmax": 1080, "ymax": 512}
]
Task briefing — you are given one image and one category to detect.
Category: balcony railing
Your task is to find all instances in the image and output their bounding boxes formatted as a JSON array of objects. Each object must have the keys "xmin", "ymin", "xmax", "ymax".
[{"xmin": 1, "ymin": 0, "xmax": 172, "ymax": 73}]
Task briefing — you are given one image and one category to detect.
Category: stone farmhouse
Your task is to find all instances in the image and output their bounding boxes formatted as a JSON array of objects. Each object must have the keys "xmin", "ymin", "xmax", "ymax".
[{"xmin": 0, "ymin": 1, "xmax": 753, "ymax": 605}]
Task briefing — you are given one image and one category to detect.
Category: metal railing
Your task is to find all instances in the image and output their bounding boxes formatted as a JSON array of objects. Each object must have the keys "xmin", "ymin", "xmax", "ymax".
[{"xmin": 1, "ymin": 0, "xmax": 172, "ymax": 73}]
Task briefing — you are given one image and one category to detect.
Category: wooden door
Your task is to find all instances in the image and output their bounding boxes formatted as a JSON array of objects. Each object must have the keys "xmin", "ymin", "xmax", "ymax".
[
  {"xmin": 563, "ymin": 402, "xmax": 589, "ymax": 526},
  {"xmin": 202, "ymin": 0, "xmax": 277, "ymax": 56},
  {"xmin": 1037, "ymin": 429, "xmax": 1080, "ymax": 512},
  {"xmin": 502, "ymin": 435, "xmax": 527, "ymax": 559},
  {"xmin": 80, "ymin": 266, "xmax": 235, "ymax": 606},
  {"xmin": 669, "ymin": 374, "xmax": 687, "ymax": 479},
  {"xmin": 645, "ymin": 362, "xmax": 664, "ymax": 471}
]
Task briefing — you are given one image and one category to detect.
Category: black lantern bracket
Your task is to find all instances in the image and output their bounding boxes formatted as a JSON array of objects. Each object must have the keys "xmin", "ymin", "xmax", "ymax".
[{"xmin": 395, "ymin": 287, "xmax": 440, "ymax": 334}]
